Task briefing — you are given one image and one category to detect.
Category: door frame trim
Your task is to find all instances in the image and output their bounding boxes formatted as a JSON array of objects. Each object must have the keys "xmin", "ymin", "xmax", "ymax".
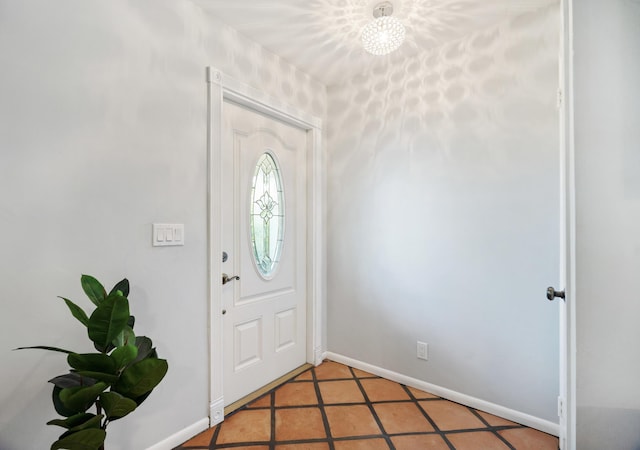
[
  {"xmin": 559, "ymin": 0, "xmax": 577, "ymax": 448},
  {"xmin": 205, "ymin": 67, "xmax": 325, "ymax": 425}
]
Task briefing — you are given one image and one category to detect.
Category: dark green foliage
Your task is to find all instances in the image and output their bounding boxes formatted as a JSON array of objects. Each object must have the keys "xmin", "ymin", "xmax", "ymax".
[
  {"xmin": 16, "ymin": 275, "xmax": 168, "ymax": 450},
  {"xmin": 50, "ymin": 429, "xmax": 106, "ymax": 450}
]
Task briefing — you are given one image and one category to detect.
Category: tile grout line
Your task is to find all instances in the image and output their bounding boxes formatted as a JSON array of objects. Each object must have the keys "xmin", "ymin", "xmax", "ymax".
[
  {"xmin": 467, "ymin": 407, "xmax": 518, "ymax": 450},
  {"xmin": 208, "ymin": 422, "xmax": 221, "ymax": 450},
  {"xmin": 311, "ymin": 366, "xmax": 336, "ymax": 450},
  {"xmin": 401, "ymin": 384, "xmax": 457, "ymax": 450},
  {"xmin": 269, "ymin": 390, "xmax": 276, "ymax": 450},
  {"xmin": 349, "ymin": 366, "xmax": 397, "ymax": 450}
]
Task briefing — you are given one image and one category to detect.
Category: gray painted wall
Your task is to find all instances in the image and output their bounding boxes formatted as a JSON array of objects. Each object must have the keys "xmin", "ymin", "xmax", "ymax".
[
  {"xmin": 326, "ymin": 5, "xmax": 561, "ymax": 423},
  {"xmin": 574, "ymin": 0, "xmax": 640, "ymax": 448},
  {"xmin": 0, "ymin": 1, "xmax": 325, "ymax": 449}
]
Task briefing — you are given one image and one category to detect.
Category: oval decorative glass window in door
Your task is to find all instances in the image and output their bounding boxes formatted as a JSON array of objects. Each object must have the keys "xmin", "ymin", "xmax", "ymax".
[{"xmin": 250, "ymin": 153, "xmax": 285, "ymax": 278}]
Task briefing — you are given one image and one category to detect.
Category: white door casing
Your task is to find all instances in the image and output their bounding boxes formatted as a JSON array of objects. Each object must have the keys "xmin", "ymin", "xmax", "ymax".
[
  {"xmin": 558, "ymin": 1, "xmax": 577, "ymax": 448},
  {"xmin": 206, "ymin": 68, "xmax": 325, "ymax": 425},
  {"xmin": 222, "ymin": 101, "xmax": 307, "ymax": 404}
]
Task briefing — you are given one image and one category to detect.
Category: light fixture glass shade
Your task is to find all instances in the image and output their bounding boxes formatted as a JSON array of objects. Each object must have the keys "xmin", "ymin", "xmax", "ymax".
[{"xmin": 361, "ymin": 16, "xmax": 406, "ymax": 56}]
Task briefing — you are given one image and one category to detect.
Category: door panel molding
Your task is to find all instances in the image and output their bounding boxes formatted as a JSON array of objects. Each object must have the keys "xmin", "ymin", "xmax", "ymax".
[
  {"xmin": 206, "ymin": 67, "xmax": 325, "ymax": 426},
  {"xmin": 237, "ymin": 288, "xmax": 297, "ymax": 306}
]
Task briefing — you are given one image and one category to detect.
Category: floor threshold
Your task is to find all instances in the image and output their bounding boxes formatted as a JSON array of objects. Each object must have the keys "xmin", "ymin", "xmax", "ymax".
[{"xmin": 223, "ymin": 363, "xmax": 314, "ymax": 416}]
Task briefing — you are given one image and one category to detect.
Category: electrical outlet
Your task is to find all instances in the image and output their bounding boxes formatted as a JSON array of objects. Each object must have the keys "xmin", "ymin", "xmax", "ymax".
[{"xmin": 417, "ymin": 341, "xmax": 428, "ymax": 360}]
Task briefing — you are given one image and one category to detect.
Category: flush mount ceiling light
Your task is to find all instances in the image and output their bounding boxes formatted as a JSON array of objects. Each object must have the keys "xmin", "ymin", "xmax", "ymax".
[{"xmin": 361, "ymin": 1, "xmax": 406, "ymax": 56}]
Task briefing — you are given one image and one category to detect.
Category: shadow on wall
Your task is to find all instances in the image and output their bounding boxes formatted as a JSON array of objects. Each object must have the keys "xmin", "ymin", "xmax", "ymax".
[
  {"xmin": 326, "ymin": 3, "xmax": 560, "ymax": 422},
  {"xmin": 327, "ymin": 4, "xmax": 559, "ymax": 185},
  {"xmin": 202, "ymin": 10, "xmax": 326, "ymax": 118}
]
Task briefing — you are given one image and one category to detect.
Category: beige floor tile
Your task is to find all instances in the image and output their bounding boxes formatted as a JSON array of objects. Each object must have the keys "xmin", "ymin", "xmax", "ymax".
[
  {"xmin": 373, "ymin": 402, "xmax": 435, "ymax": 434},
  {"xmin": 499, "ymin": 427, "xmax": 559, "ymax": 450},
  {"xmin": 276, "ymin": 443, "xmax": 330, "ymax": 450},
  {"xmin": 314, "ymin": 361, "xmax": 354, "ymax": 380},
  {"xmin": 221, "ymin": 446, "xmax": 269, "ymax": 450},
  {"xmin": 325, "ymin": 405, "xmax": 382, "ymax": 437},
  {"xmin": 407, "ymin": 386, "xmax": 439, "ymax": 399},
  {"xmin": 216, "ymin": 409, "xmax": 271, "ymax": 444},
  {"xmin": 352, "ymin": 368, "xmax": 377, "ymax": 378},
  {"xmin": 319, "ymin": 380, "xmax": 365, "ymax": 404},
  {"xmin": 181, "ymin": 426, "xmax": 216, "ymax": 447},
  {"xmin": 418, "ymin": 400, "xmax": 486, "ymax": 431},
  {"xmin": 360, "ymin": 378, "xmax": 410, "ymax": 402},
  {"xmin": 295, "ymin": 370, "xmax": 313, "ymax": 381},
  {"xmin": 391, "ymin": 434, "xmax": 451, "ymax": 450},
  {"xmin": 275, "ymin": 381, "xmax": 318, "ymax": 406},
  {"xmin": 446, "ymin": 431, "xmax": 511, "ymax": 449},
  {"xmin": 333, "ymin": 438, "xmax": 390, "ymax": 449},
  {"xmin": 247, "ymin": 394, "xmax": 271, "ymax": 408},
  {"xmin": 476, "ymin": 410, "xmax": 519, "ymax": 427},
  {"xmin": 275, "ymin": 407, "xmax": 326, "ymax": 441}
]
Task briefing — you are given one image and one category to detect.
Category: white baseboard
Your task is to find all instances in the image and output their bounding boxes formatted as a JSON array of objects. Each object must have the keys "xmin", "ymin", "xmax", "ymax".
[
  {"xmin": 325, "ymin": 352, "xmax": 559, "ymax": 437},
  {"xmin": 145, "ymin": 418, "xmax": 210, "ymax": 450}
]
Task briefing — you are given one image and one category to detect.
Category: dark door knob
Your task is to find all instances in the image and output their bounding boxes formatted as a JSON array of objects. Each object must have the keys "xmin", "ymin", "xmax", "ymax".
[{"xmin": 547, "ymin": 287, "xmax": 565, "ymax": 301}]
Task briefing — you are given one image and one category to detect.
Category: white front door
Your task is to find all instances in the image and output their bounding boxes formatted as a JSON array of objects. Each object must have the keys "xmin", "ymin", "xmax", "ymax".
[{"xmin": 221, "ymin": 100, "xmax": 308, "ymax": 405}]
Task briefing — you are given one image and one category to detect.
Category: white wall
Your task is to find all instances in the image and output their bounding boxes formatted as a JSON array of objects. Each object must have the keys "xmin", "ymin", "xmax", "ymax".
[
  {"xmin": 326, "ymin": 5, "xmax": 561, "ymax": 422},
  {"xmin": 573, "ymin": 0, "xmax": 640, "ymax": 448},
  {"xmin": 0, "ymin": 1, "xmax": 325, "ymax": 449}
]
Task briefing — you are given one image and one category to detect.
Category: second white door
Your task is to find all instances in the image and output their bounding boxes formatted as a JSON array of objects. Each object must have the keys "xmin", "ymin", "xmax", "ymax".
[{"xmin": 222, "ymin": 100, "xmax": 308, "ymax": 405}]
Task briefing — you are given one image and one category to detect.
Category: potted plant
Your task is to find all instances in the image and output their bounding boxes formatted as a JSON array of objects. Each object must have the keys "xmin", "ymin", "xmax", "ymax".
[{"xmin": 16, "ymin": 275, "xmax": 168, "ymax": 450}]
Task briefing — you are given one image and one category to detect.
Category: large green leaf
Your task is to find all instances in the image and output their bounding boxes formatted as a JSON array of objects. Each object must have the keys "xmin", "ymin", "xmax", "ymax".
[
  {"xmin": 111, "ymin": 344, "xmax": 138, "ymax": 370},
  {"xmin": 132, "ymin": 336, "xmax": 154, "ymax": 364},
  {"xmin": 67, "ymin": 353, "xmax": 116, "ymax": 374},
  {"xmin": 81, "ymin": 275, "xmax": 106, "ymax": 307},
  {"xmin": 14, "ymin": 345, "xmax": 73, "ymax": 354},
  {"xmin": 49, "ymin": 373, "xmax": 97, "ymax": 389},
  {"xmin": 53, "ymin": 386, "xmax": 80, "ymax": 418},
  {"xmin": 47, "ymin": 413, "xmax": 102, "ymax": 433},
  {"xmin": 59, "ymin": 382, "xmax": 108, "ymax": 414},
  {"xmin": 87, "ymin": 294, "xmax": 129, "ymax": 352},
  {"xmin": 113, "ymin": 358, "xmax": 168, "ymax": 398},
  {"xmin": 111, "ymin": 325, "xmax": 135, "ymax": 349},
  {"xmin": 109, "ymin": 278, "xmax": 130, "ymax": 297},
  {"xmin": 59, "ymin": 414, "xmax": 103, "ymax": 439},
  {"xmin": 130, "ymin": 390, "xmax": 152, "ymax": 406},
  {"xmin": 59, "ymin": 297, "xmax": 89, "ymax": 327},
  {"xmin": 100, "ymin": 392, "xmax": 137, "ymax": 421},
  {"xmin": 50, "ymin": 428, "xmax": 106, "ymax": 450},
  {"xmin": 73, "ymin": 371, "xmax": 119, "ymax": 384}
]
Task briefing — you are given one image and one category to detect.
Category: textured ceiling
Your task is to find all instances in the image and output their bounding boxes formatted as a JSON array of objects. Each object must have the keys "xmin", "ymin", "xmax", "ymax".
[{"xmin": 191, "ymin": 0, "xmax": 558, "ymax": 86}]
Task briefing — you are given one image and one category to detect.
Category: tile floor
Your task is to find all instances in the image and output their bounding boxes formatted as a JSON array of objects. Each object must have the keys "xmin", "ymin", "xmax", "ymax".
[{"xmin": 175, "ymin": 360, "xmax": 559, "ymax": 450}]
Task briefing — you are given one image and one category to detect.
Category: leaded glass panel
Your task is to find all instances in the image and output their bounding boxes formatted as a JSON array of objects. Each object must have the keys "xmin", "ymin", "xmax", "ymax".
[{"xmin": 250, "ymin": 153, "xmax": 285, "ymax": 278}]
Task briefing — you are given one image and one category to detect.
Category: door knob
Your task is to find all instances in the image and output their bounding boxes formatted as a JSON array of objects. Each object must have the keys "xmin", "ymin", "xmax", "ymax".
[
  {"xmin": 222, "ymin": 273, "xmax": 240, "ymax": 285},
  {"xmin": 547, "ymin": 286, "xmax": 565, "ymax": 301}
]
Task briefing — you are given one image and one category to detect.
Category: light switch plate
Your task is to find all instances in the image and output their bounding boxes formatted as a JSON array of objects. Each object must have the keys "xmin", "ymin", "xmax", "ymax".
[{"xmin": 153, "ymin": 223, "xmax": 184, "ymax": 246}]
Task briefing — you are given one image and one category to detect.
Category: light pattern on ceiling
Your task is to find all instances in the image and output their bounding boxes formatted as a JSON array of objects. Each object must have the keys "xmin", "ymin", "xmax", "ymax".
[{"xmin": 192, "ymin": 0, "xmax": 558, "ymax": 85}]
